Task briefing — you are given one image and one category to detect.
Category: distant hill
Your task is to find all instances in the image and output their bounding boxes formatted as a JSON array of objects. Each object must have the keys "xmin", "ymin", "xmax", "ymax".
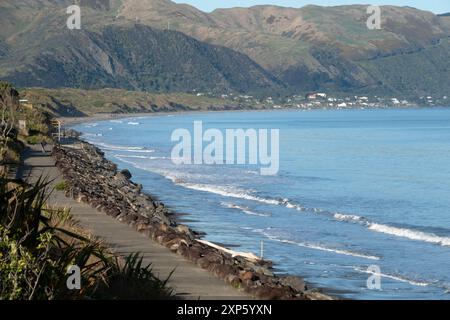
[
  {"xmin": 116, "ymin": 1, "xmax": 450, "ymax": 96},
  {"xmin": 0, "ymin": 41, "xmax": 7, "ymax": 58},
  {"xmin": 1, "ymin": 0, "xmax": 450, "ymax": 97},
  {"xmin": 0, "ymin": 24, "xmax": 284, "ymax": 94},
  {"xmin": 0, "ymin": 1, "xmax": 284, "ymax": 95},
  {"xmin": 21, "ymin": 87, "xmax": 258, "ymax": 116}
]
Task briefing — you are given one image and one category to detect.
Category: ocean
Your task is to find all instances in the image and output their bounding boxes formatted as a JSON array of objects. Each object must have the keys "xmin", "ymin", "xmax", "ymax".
[{"xmin": 74, "ymin": 108, "xmax": 450, "ymax": 299}]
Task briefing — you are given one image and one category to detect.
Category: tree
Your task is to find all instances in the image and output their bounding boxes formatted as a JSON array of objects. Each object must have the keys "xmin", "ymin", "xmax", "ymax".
[{"xmin": 0, "ymin": 82, "xmax": 19, "ymax": 166}]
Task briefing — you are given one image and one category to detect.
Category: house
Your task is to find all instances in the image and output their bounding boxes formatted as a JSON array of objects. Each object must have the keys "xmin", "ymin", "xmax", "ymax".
[
  {"xmin": 306, "ymin": 92, "xmax": 327, "ymax": 100},
  {"xmin": 306, "ymin": 93, "xmax": 317, "ymax": 100}
]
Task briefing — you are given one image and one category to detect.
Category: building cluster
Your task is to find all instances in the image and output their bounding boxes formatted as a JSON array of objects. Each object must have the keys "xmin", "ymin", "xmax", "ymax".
[{"xmin": 192, "ymin": 89, "xmax": 448, "ymax": 110}]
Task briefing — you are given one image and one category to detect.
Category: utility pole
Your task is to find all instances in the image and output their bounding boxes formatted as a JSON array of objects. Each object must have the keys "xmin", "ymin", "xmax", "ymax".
[
  {"xmin": 260, "ymin": 240, "xmax": 264, "ymax": 259},
  {"xmin": 51, "ymin": 120, "xmax": 61, "ymax": 142}
]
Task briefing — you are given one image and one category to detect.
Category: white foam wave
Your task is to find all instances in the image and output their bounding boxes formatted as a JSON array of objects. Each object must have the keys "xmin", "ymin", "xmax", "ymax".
[
  {"xmin": 354, "ymin": 267, "xmax": 430, "ymax": 287},
  {"xmin": 171, "ymin": 181, "xmax": 305, "ymax": 211},
  {"xmin": 114, "ymin": 154, "xmax": 168, "ymax": 160},
  {"xmin": 109, "ymin": 120, "xmax": 123, "ymax": 123},
  {"xmin": 367, "ymin": 223, "xmax": 450, "ymax": 247},
  {"xmin": 164, "ymin": 177, "xmax": 306, "ymax": 211},
  {"xmin": 85, "ymin": 143, "xmax": 450, "ymax": 250},
  {"xmin": 84, "ymin": 133, "xmax": 103, "ymax": 137},
  {"xmin": 127, "ymin": 122, "xmax": 140, "ymax": 125},
  {"xmin": 285, "ymin": 200, "xmax": 305, "ymax": 211},
  {"xmin": 334, "ymin": 213, "xmax": 364, "ymax": 223},
  {"xmin": 93, "ymin": 142, "xmax": 155, "ymax": 153},
  {"xmin": 332, "ymin": 212, "xmax": 450, "ymax": 248},
  {"xmin": 220, "ymin": 202, "xmax": 270, "ymax": 217},
  {"xmin": 258, "ymin": 230, "xmax": 380, "ymax": 260},
  {"xmin": 182, "ymin": 183, "xmax": 278, "ymax": 204}
]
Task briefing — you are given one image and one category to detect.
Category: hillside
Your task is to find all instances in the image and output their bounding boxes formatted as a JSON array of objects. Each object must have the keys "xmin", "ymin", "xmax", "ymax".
[
  {"xmin": 0, "ymin": 1, "xmax": 284, "ymax": 95},
  {"xmin": 116, "ymin": 1, "xmax": 450, "ymax": 96},
  {"xmin": 1, "ymin": 0, "xmax": 450, "ymax": 97},
  {"xmin": 20, "ymin": 87, "xmax": 260, "ymax": 116}
]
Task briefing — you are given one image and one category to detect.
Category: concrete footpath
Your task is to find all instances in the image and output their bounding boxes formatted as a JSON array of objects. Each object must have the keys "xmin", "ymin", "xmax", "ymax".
[{"xmin": 19, "ymin": 143, "xmax": 252, "ymax": 300}]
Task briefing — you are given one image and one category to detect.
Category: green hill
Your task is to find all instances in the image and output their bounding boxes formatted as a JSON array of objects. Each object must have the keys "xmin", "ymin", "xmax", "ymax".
[
  {"xmin": 0, "ymin": 1, "xmax": 284, "ymax": 95},
  {"xmin": 1, "ymin": 0, "xmax": 450, "ymax": 97}
]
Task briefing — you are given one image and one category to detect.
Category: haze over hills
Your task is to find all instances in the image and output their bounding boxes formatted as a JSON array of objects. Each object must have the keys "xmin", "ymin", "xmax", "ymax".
[{"xmin": 1, "ymin": 0, "xmax": 450, "ymax": 97}]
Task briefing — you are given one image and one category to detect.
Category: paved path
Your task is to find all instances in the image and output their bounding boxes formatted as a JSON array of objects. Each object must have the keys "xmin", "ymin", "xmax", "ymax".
[{"xmin": 20, "ymin": 144, "xmax": 252, "ymax": 300}]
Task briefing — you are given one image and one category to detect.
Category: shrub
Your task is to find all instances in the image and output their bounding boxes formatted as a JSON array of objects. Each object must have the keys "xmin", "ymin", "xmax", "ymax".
[
  {"xmin": 54, "ymin": 181, "xmax": 68, "ymax": 191},
  {"xmin": 0, "ymin": 176, "xmax": 174, "ymax": 300},
  {"xmin": 25, "ymin": 135, "xmax": 42, "ymax": 145}
]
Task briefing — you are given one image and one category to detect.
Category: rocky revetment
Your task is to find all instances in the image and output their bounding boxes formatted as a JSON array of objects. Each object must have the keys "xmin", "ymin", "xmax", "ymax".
[{"xmin": 52, "ymin": 138, "xmax": 334, "ymax": 300}]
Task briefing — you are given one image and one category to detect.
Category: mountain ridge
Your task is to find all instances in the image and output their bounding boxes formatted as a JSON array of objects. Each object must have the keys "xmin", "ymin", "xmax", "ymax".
[
  {"xmin": 1, "ymin": 0, "xmax": 450, "ymax": 97},
  {"xmin": 0, "ymin": 23, "xmax": 285, "ymax": 94},
  {"xmin": 113, "ymin": 1, "xmax": 450, "ymax": 95}
]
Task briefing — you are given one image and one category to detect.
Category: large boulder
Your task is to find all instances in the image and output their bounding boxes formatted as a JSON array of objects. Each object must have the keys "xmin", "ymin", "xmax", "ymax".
[
  {"xmin": 120, "ymin": 169, "xmax": 132, "ymax": 179},
  {"xmin": 279, "ymin": 275, "xmax": 307, "ymax": 292}
]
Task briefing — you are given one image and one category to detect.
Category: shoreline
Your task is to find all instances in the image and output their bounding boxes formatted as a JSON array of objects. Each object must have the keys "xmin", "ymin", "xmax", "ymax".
[
  {"xmin": 58, "ymin": 107, "xmax": 450, "ymax": 300},
  {"xmin": 57, "ymin": 105, "xmax": 448, "ymax": 127},
  {"xmin": 53, "ymin": 135, "xmax": 335, "ymax": 300}
]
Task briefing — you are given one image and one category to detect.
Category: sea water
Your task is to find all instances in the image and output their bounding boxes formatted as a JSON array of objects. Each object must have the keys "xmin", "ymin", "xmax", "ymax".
[{"xmin": 74, "ymin": 108, "xmax": 450, "ymax": 299}]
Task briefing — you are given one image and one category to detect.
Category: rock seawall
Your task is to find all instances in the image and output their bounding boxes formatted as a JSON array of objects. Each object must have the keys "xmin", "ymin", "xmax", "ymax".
[{"xmin": 52, "ymin": 140, "xmax": 333, "ymax": 300}]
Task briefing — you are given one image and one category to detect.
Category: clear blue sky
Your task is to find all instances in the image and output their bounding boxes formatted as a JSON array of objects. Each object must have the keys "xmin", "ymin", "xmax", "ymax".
[{"xmin": 173, "ymin": 1, "xmax": 450, "ymax": 14}]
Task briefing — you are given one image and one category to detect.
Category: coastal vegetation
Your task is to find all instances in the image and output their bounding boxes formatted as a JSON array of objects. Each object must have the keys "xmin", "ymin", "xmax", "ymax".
[
  {"xmin": 54, "ymin": 181, "xmax": 69, "ymax": 192},
  {"xmin": 0, "ymin": 81, "xmax": 22, "ymax": 172},
  {"xmin": 20, "ymin": 87, "xmax": 254, "ymax": 117},
  {"xmin": 0, "ymin": 82, "xmax": 174, "ymax": 300},
  {"xmin": 0, "ymin": 177, "xmax": 173, "ymax": 300}
]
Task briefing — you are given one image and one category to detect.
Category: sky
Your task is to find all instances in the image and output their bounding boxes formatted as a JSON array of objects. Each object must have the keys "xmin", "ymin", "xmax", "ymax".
[{"xmin": 173, "ymin": 1, "xmax": 450, "ymax": 14}]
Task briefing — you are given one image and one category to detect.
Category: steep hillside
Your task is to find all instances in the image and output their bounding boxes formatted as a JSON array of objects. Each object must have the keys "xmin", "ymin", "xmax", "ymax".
[
  {"xmin": 115, "ymin": 1, "xmax": 450, "ymax": 96},
  {"xmin": 0, "ymin": 41, "xmax": 8, "ymax": 58},
  {"xmin": 0, "ymin": 1, "xmax": 284, "ymax": 95},
  {"xmin": 1, "ymin": 0, "xmax": 450, "ymax": 97}
]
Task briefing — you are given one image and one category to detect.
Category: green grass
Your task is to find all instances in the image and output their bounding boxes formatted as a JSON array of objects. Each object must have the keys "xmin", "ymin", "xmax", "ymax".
[
  {"xmin": 20, "ymin": 87, "xmax": 246, "ymax": 116},
  {"xmin": 54, "ymin": 181, "xmax": 68, "ymax": 192}
]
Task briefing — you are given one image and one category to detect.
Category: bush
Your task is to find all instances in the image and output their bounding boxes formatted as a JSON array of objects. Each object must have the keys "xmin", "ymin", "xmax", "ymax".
[
  {"xmin": 25, "ymin": 135, "xmax": 42, "ymax": 145},
  {"xmin": 0, "ymin": 176, "xmax": 174, "ymax": 300},
  {"xmin": 54, "ymin": 181, "xmax": 68, "ymax": 191}
]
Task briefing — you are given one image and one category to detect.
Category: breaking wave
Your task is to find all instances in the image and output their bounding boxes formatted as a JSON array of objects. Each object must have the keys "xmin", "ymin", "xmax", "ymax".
[
  {"xmin": 333, "ymin": 213, "xmax": 365, "ymax": 223},
  {"xmin": 367, "ymin": 223, "xmax": 450, "ymax": 247},
  {"xmin": 114, "ymin": 154, "xmax": 168, "ymax": 160},
  {"xmin": 93, "ymin": 142, "xmax": 155, "ymax": 153},
  {"xmin": 255, "ymin": 229, "xmax": 380, "ymax": 260},
  {"xmin": 353, "ymin": 267, "xmax": 430, "ymax": 287},
  {"xmin": 166, "ymin": 180, "xmax": 306, "ymax": 211},
  {"xmin": 220, "ymin": 202, "xmax": 271, "ymax": 217},
  {"xmin": 89, "ymin": 139, "xmax": 450, "ymax": 249},
  {"xmin": 333, "ymin": 212, "xmax": 450, "ymax": 247}
]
